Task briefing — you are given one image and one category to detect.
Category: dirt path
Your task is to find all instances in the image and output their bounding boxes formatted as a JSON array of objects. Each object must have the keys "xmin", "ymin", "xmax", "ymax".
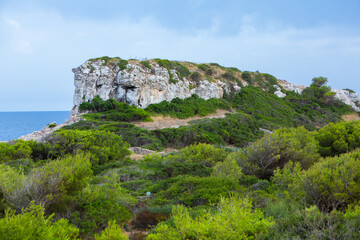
[
  {"xmin": 133, "ymin": 109, "xmax": 233, "ymax": 130},
  {"xmin": 342, "ymin": 113, "xmax": 360, "ymax": 122}
]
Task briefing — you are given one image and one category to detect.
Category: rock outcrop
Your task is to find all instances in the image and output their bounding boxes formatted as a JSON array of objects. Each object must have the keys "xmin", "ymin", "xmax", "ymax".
[
  {"xmin": 71, "ymin": 59, "xmax": 241, "ymax": 117},
  {"xmin": 277, "ymin": 80, "xmax": 360, "ymax": 111},
  {"xmin": 71, "ymin": 58, "xmax": 360, "ymax": 117},
  {"xmin": 18, "ymin": 119, "xmax": 82, "ymax": 142},
  {"xmin": 332, "ymin": 89, "xmax": 360, "ymax": 112}
]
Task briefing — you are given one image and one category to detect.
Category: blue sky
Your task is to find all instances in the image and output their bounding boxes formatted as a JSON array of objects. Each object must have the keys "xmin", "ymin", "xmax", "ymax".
[{"xmin": 1, "ymin": 0, "xmax": 359, "ymax": 111}]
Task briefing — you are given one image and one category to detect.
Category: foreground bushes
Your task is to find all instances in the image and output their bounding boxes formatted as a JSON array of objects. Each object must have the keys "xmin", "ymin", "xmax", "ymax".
[
  {"xmin": 232, "ymin": 127, "xmax": 319, "ymax": 179},
  {"xmin": 303, "ymin": 149, "xmax": 360, "ymax": 212},
  {"xmin": 0, "ymin": 154, "xmax": 92, "ymax": 212},
  {"xmin": 148, "ymin": 197, "xmax": 274, "ymax": 239},
  {"xmin": 0, "ymin": 204, "xmax": 79, "ymax": 239}
]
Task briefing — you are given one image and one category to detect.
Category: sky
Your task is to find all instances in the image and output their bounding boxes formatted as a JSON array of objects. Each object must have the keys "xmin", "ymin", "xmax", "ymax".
[{"xmin": 1, "ymin": 0, "xmax": 359, "ymax": 111}]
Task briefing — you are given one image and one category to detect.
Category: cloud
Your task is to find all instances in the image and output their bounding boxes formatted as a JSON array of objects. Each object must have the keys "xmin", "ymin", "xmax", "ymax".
[
  {"xmin": 0, "ymin": 7, "xmax": 359, "ymax": 110},
  {"xmin": 4, "ymin": 17, "xmax": 20, "ymax": 28}
]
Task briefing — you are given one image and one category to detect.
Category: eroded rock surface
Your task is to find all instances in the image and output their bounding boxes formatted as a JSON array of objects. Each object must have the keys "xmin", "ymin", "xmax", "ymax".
[{"xmin": 71, "ymin": 59, "xmax": 240, "ymax": 116}]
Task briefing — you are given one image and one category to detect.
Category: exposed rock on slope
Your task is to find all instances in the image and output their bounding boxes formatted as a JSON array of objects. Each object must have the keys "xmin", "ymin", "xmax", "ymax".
[
  {"xmin": 71, "ymin": 59, "xmax": 242, "ymax": 116},
  {"xmin": 71, "ymin": 58, "xmax": 360, "ymax": 117},
  {"xmin": 332, "ymin": 89, "xmax": 360, "ymax": 111},
  {"xmin": 277, "ymin": 80, "xmax": 360, "ymax": 111}
]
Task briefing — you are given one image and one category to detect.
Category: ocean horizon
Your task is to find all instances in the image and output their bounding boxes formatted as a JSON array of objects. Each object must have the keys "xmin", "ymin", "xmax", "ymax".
[{"xmin": 0, "ymin": 111, "xmax": 70, "ymax": 141}]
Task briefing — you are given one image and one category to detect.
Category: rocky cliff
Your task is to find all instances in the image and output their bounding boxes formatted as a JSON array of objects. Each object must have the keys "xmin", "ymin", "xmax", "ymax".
[
  {"xmin": 71, "ymin": 58, "xmax": 243, "ymax": 116},
  {"xmin": 71, "ymin": 57, "xmax": 360, "ymax": 116}
]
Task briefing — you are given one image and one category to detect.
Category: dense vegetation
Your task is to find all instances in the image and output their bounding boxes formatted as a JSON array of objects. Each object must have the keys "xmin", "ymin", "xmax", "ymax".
[{"xmin": 1, "ymin": 73, "xmax": 360, "ymax": 239}]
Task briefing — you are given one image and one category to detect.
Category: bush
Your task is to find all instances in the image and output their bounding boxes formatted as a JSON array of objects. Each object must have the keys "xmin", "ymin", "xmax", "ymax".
[
  {"xmin": 232, "ymin": 127, "xmax": 319, "ymax": 179},
  {"xmin": 155, "ymin": 59, "xmax": 190, "ymax": 81},
  {"xmin": 149, "ymin": 175, "xmax": 242, "ymax": 207},
  {"xmin": 198, "ymin": 64, "xmax": 214, "ymax": 75},
  {"xmin": 241, "ymin": 71, "xmax": 252, "ymax": 84},
  {"xmin": 264, "ymin": 205, "xmax": 360, "ymax": 239},
  {"xmin": 316, "ymin": 121, "xmax": 360, "ymax": 157},
  {"xmin": 98, "ymin": 123, "xmax": 162, "ymax": 150},
  {"xmin": 49, "ymin": 130, "xmax": 131, "ymax": 166},
  {"xmin": 0, "ymin": 203, "xmax": 79, "ymax": 239},
  {"xmin": 212, "ymin": 157, "xmax": 243, "ymax": 180},
  {"xmin": 95, "ymin": 220, "xmax": 128, "ymax": 240},
  {"xmin": 166, "ymin": 143, "xmax": 228, "ymax": 167},
  {"xmin": 148, "ymin": 196, "xmax": 274, "ymax": 239},
  {"xmin": 302, "ymin": 149, "xmax": 360, "ymax": 212},
  {"xmin": 71, "ymin": 177, "xmax": 135, "ymax": 236},
  {"xmin": 189, "ymin": 71, "xmax": 202, "ymax": 83},
  {"xmin": 0, "ymin": 153, "xmax": 92, "ymax": 212},
  {"xmin": 140, "ymin": 60, "xmax": 152, "ymax": 70},
  {"xmin": 153, "ymin": 113, "xmax": 262, "ymax": 148},
  {"xmin": 0, "ymin": 141, "xmax": 32, "ymax": 163},
  {"xmin": 145, "ymin": 94, "xmax": 231, "ymax": 119},
  {"xmin": 79, "ymin": 96, "xmax": 151, "ymax": 122}
]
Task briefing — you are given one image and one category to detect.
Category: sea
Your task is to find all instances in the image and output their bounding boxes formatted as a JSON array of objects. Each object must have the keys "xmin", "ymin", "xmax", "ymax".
[{"xmin": 0, "ymin": 111, "xmax": 70, "ymax": 141}]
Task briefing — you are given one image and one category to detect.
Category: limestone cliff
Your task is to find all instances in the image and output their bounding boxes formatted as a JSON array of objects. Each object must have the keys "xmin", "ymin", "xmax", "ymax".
[
  {"xmin": 71, "ymin": 58, "xmax": 242, "ymax": 116},
  {"xmin": 71, "ymin": 57, "xmax": 360, "ymax": 116}
]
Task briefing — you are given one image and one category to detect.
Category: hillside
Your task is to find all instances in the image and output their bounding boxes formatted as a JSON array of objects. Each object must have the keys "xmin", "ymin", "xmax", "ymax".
[
  {"xmin": 1, "ymin": 57, "xmax": 360, "ymax": 239},
  {"xmin": 71, "ymin": 57, "xmax": 360, "ymax": 117}
]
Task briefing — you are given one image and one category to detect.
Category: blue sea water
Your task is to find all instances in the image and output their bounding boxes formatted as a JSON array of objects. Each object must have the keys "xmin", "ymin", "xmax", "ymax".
[{"xmin": 0, "ymin": 111, "xmax": 70, "ymax": 141}]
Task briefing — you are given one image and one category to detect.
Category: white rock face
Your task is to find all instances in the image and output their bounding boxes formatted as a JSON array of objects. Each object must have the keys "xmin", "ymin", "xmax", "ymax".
[
  {"xmin": 71, "ymin": 60, "xmax": 239, "ymax": 116},
  {"xmin": 18, "ymin": 118, "xmax": 81, "ymax": 142},
  {"xmin": 277, "ymin": 80, "xmax": 360, "ymax": 111},
  {"xmin": 278, "ymin": 80, "xmax": 306, "ymax": 94},
  {"xmin": 332, "ymin": 89, "xmax": 360, "ymax": 111},
  {"xmin": 274, "ymin": 85, "xmax": 286, "ymax": 98}
]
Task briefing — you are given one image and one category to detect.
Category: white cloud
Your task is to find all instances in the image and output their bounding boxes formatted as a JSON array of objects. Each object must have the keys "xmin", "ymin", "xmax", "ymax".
[
  {"xmin": 0, "ymin": 8, "xmax": 359, "ymax": 110},
  {"xmin": 4, "ymin": 17, "xmax": 20, "ymax": 28}
]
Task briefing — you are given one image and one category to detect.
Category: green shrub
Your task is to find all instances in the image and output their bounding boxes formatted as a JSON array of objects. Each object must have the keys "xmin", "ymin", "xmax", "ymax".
[
  {"xmin": 241, "ymin": 71, "xmax": 253, "ymax": 84},
  {"xmin": 98, "ymin": 123, "xmax": 162, "ymax": 150},
  {"xmin": 145, "ymin": 94, "xmax": 231, "ymax": 119},
  {"xmin": 95, "ymin": 220, "xmax": 128, "ymax": 240},
  {"xmin": 263, "ymin": 73, "xmax": 278, "ymax": 85},
  {"xmin": 189, "ymin": 71, "xmax": 202, "ymax": 83},
  {"xmin": 49, "ymin": 130, "xmax": 131, "ymax": 166},
  {"xmin": 232, "ymin": 127, "xmax": 319, "ymax": 179},
  {"xmin": 0, "ymin": 203, "xmax": 79, "ymax": 239},
  {"xmin": 166, "ymin": 143, "xmax": 228, "ymax": 167},
  {"xmin": 264, "ymin": 205, "xmax": 360, "ymax": 239},
  {"xmin": 222, "ymin": 70, "xmax": 243, "ymax": 86},
  {"xmin": 117, "ymin": 59, "xmax": 128, "ymax": 71},
  {"xmin": 140, "ymin": 60, "xmax": 152, "ymax": 70},
  {"xmin": 198, "ymin": 64, "xmax": 214, "ymax": 75},
  {"xmin": 149, "ymin": 175, "xmax": 242, "ymax": 207},
  {"xmin": 302, "ymin": 149, "xmax": 360, "ymax": 212},
  {"xmin": 0, "ymin": 140, "xmax": 32, "ymax": 163},
  {"xmin": 316, "ymin": 121, "xmax": 360, "ymax": 157},
  {"xmin": 212, "ymin": 157, "xmax": 243, "ymax": 180},
  {"xmin": 148, "ymin": 196, "xmax": 274, "ymax": 239},
  {"xmin": 209, "ymin": 62, "xmax": 225, "ymax": 68},
  {"xmin": 153, "ymin": 113, "xmax": 263, "ymax": 148},
  {"xmin": 155, "ymin": 59, "xmax": 190, "ymax": 82},
  {"xmin": 88, "ymin": 56, "xmax": 128, "ymax": 70},
  {"xmin": 71, "ymin": 178, "xmax": 135, "ymax": 236},
  {"xmin": 0, "ymin": 153, "xmax": 92, "ymax": 212},
  {"xmin": 79, "ymin": 96, "xmax": 151, "ymax": 122}
]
